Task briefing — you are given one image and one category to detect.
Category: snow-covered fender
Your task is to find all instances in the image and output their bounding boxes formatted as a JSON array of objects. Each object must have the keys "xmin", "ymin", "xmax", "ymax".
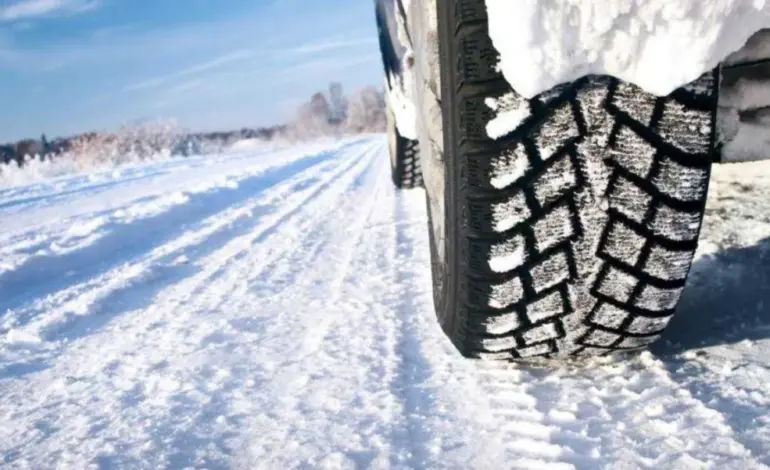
[{"xmin": 374, "ymin": 0, "xmax": 418, "ymax": 140}]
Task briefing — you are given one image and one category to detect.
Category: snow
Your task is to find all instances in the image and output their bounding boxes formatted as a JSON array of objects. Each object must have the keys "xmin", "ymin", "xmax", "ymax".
[
  {"xmin": 485, "ymin": 96, "xmax": 531, "ymax": 140},
  {"xmin": 1, "ymin": 135, "xmax": 770, "ymax": 468},
  {"xmin": 485, "ymin": 0, "xmax": 770, "ymax": 98},
  {"xmin": 386, "ymin": 70, "xmax": 419, "ymax": 140}
]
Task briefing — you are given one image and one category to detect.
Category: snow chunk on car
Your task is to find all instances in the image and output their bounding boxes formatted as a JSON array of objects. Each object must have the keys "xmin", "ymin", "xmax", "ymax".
[{"xmin": 485, "ymin": 0, "xmax": 770, "ymax": 98}]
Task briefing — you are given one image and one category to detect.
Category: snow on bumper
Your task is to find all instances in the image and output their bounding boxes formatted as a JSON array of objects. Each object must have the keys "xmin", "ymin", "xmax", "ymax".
[{"xmin": 485, "ymin": 0, "xmax": 770, "ymax": 98}]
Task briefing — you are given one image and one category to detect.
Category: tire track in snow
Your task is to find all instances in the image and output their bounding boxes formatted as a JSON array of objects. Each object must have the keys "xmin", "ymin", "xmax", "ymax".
[
  {"xmin": 89, "ymin": 138, "xmax": 390, "ymax": 468},
  {"xmin": 367, "ymin": 186, "xmax": 576, "ymax": 470},
  {"xmin": 386, "ymin": 189, "xmax": 446, "ymax": 469},
  {"xmin": 426, "ymin": 346, "xmax": 766, "ymax": 470},
  {"xmin": 182, "ymin": 141, "xmax": 385, "ymax": 303},
  {"xmin": 659, "ymin": 352, "xmax": 770, "ymax": 467},
  {"xmin": 0, "ymin": 141, "xmax": 344, "ymax": 233},
  {"xmin": 0, "ymin": 140, "xmax": 377, "ymax": 374},
  {"xmin": 0, "ymin": 138, "xmax": 387, "ymax": 469},
  {"xmin": 0, "ymin": 147, "xmax": 339, "ymax": 316},
  {"xmin": 231, "ymin": 143, "xmax": 407, "ymax": 468},
  {"xmin": 652, "ymin": 270, "xmax": 770, "ymax": 466},
  {"xmin": 503, "ymin": 352, "xmax": 768, "ymax": 470},
  {"xmin": 0, "ymin": 140, "xmax": 361, "ymax": 281},
  {"xmin": 472, "ymin": 363, "xmax": 579, "ymax": 470}
]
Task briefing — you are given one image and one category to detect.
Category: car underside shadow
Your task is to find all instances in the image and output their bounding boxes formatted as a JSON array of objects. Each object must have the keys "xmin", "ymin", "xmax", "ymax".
[{"xmin": 652, "ymin": 236, "xmax": 770, "ymax": 355}]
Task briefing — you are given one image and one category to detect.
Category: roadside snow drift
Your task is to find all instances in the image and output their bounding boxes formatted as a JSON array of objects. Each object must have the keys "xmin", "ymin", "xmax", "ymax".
[
  {"xmin": 1, "ymin": 135, "xmax": 770, "ymax": 468},
  {"xmin": 485, "ymin": 0, "xmax": 770, "ymax": 97}
]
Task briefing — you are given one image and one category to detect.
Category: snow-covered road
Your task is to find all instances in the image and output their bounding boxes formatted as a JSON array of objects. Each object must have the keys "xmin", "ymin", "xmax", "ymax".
[{"xmin": 1, "ymin": 135, "xmax": 769, "ymax": 469}]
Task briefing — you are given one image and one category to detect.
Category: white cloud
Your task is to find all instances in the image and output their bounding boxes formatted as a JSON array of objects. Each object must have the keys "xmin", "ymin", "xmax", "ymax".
[
  {"xmin": 0, "ymin": 0, "xmax": 99, "ymax": 22},
  {"xmin": 121, "ymin": 36, "xmax": 376, "ymax": 93},
  {"xmin": 282, "ymin": 37, "xmax": 377, "ymax": 55},
  {"xmin": 276, "ymin": 54, "xmax": 377, "ymax": 81},
  {"xmin": 123, "ymin": 49, "xmax": 254, "ymax": 92}
]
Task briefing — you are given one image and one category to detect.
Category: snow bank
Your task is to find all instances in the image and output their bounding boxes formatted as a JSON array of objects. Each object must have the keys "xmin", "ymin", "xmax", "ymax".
[
  {"xmin": 226, "ymin": 138, "xmax": 273, "ymax": 152},
  {"xmin": 0, "ymin": 156, "xmax": 84, "ymax": 187},
  {"xmin": 0, "ymin": 152, "xmax": 175, "ymax": 188},
  {"xmin": 485, "ymin": 0, "xmax": 770, "ymax": 98}
]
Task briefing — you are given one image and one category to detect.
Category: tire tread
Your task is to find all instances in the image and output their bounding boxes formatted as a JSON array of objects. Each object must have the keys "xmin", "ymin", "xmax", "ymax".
[{"xmin": 434, "ymin": 0, "xmax": 717, "ymax": 359}]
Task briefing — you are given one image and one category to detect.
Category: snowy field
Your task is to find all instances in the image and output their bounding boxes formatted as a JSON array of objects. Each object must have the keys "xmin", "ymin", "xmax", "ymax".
[{"xmin": 1, "ymin": 134, "xmax": 770, "ymax": 469}]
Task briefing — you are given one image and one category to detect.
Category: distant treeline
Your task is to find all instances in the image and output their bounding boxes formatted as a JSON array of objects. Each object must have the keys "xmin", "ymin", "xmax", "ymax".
[
  {"xmin": 2, "ymin": 82, "xmax": 387, "ymax": 168},
  {"xmin": 1, "ymin": 125, "xmax": 287, "ymax": 167}
]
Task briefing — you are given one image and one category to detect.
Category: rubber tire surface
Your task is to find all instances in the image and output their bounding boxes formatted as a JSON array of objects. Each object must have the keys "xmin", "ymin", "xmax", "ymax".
[
  {"xmin": 388, "ymin": 107, "xmax": 424, "ymax": 189},
  {"xmin": 432, "ymin": 0, "xmax": 718, "ymax": 359}
]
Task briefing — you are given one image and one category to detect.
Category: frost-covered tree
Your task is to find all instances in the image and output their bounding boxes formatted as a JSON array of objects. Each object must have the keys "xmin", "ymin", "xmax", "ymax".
[
  {"xmin": 344, "ymin": 87, "xmax": 387, "ymax": 133},
  {"xmin": 328, "ymin": 82, "xmax": 348, "ymax": 124},
  {"xmin": 66, "ymin": 119, "xmax": 182, "ymax": 168},
  {"xmin": 288, "ymin": 92, "xmax": 334, "ymax": 140}
]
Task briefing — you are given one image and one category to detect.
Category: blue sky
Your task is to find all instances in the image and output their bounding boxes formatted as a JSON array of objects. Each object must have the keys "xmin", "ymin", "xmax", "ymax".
[{"xmin": 0, "ymin": 0, "xmax": 384, "ymax": 142}]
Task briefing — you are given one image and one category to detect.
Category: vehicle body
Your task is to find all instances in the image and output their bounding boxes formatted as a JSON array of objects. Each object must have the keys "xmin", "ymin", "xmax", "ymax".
[{"xmin": 375, "ymin": 0, "xmax": 770, "ymax": 360}]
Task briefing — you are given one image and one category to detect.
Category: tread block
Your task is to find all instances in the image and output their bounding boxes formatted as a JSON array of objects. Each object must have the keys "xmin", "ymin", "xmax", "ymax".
[
  {"xmin": 657, "ymin": 100, "xmax": 712, "ymax": 154},
  {"xmin": 456, "ymin": 0, "xmax": 488, "ymax": 23},
  {"xmin": 391, "ymin": 136, "xmax": 423, "ymax": 189},
  {"xmin": 530, "ymin": 251, "xmax": 570, "ymax": 294},
  {"xmin": 481, "ymin": 311, "xmax": 522, "ymax": 335},
  {"xmin": 608, "ymin": 126, "xmax": 657, "ymax": 179},
  {"xmin": 533, "ymin": 203, "xmax": 575, "ymax": 252},
  {"xmin": 488, "ymin": 235, "xmax": 527, "ymax": 273},
  {"xmin": 460, "ymin": 94, "xmax": 503, "ymax": 143},
  {"xmin": 487, "ymin": 276, "xmax": 525, "ymax": 309},
  {"xmin": 634, "ymin": 284, "xmax": 684, "ymax": 312},
  {"xmin": 458, "ymin": 30, "xmax": 502, "ymax": 84},
  {"xmin": 486, "ymin": 93, "xmax": 532, "ymax": 139},
  {"xmin": 534, "ymin": 103, "xmax": 582, "ymax": 160},
  {"xmin": 618, "ymin": 336, "xmax": 658, "ymax": 349},
  {"xmin": 526, "ymin": 290, "xmax": 565, "ymax": 324},
  {"xmin": 488, "ymin": 143, "xmax": 531, "ymax": 189},
  {"xmin": 522, "ymin": 322, "xmax": 561, "ymax": 345},
  {"xmin": 582, "ymin": 329, "xmax": 622, "ymax": 347},
  {"xmin": 643, "ymin": 244, "xmax": 694, "ymax": 281},
  {"xmin": 480, "ymin": 335, "xmax": 518, "ymax": 353},
  {"xmin": 532, "ymin": 155, "xmax": 578, "ymax": 207},
  {"xmin": 517, "ymin": 342, "xmax": 554, "ymax": 357},
  {"xmin": 627, "ymin": 315, "xmax": 673, "ymax": 335},
  {"xmin": 487, "ymin": 191, "xmax": 532, "ymax": 233},
  {"xmin": 609, "ymin": 176, "xmax": 653, "ymax": 224},
  {"xmin": 611, "ymin": 82, "xmax": 656, "ymax": 125},
  {"xmin": 596, "ymin": 267, "xmax": 638, "ymax": 303},
  {"xmin": 602, "ymin": 220, "xmax": 645, "ymax": 266},
  {"xmin": 651, "ymin": 156, "xmax": 709, "ymax": 202},
  {"xmin": 649, "ymin": 203, "xmax": 701, "ymax": 241},
  {"xmin": 590, "ymin": 303, "xmax": 629, "ymax": 329}
]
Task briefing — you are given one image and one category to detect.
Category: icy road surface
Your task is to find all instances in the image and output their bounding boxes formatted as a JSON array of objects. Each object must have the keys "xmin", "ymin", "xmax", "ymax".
[{"xmin": 1, "ymin": 135, "xmax": 770, "ymax": 469}]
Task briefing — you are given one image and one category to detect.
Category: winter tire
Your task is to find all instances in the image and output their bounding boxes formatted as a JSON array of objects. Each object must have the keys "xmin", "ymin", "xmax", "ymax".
[
  {"xmin": 421, "ymin": 0, "xmax": 718, "ymax": 359},
  {"xmin": 387, "ymin": 105, "xmax": 423, "ymax": 189}
]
